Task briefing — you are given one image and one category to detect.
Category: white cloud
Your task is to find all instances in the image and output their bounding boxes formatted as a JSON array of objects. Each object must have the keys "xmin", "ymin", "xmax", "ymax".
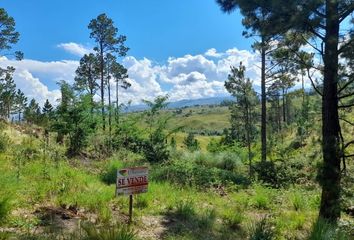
[
  {"xmin": 57, "ymin": 42, "xmax": 93, "ymax": 57},
  {"xmin": 1, "ymin": 44, "xmax": 270, "ymax": 106},
  {"xmin": 14, "ymin": 70, "xmax": 61, "ymax": 106},
  {"xmin": 205, "ymin": 48, "xmax": 223, "ymax": 58}
]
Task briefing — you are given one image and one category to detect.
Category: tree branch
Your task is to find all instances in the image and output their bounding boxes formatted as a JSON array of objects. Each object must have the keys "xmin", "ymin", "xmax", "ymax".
[{"xmin": 306, "ymin": 68, "xmax": 323, "ymax": 96}]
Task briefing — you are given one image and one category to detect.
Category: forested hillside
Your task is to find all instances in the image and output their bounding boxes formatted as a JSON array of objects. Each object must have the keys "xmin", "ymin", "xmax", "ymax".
[{"xmin": 0, "ymin": 1, "xmax": 353, "ymax": 240}]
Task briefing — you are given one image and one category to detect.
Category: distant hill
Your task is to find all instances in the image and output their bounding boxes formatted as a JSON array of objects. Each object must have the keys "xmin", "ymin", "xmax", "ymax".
[{"xmin": 126, "ymin": 96, "xmax": 233, "ymax": 112}]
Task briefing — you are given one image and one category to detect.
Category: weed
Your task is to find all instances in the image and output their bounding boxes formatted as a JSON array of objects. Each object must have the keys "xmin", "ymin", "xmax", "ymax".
[
  {"xmin": 198, "ymin": 209, "xmax": 216, "ymax": 229},
  {"xmin": 290, "ymin": 190, "xmax": 306, "ymax": 211},
  {"xmin": 0, "ymin": 196, "xmax": 11, "ymax": 223},
  {"xmin": 174, "ymin": 200, "xmax": 195, "ymax": 221},
  {"xmin": 309, "ymin": 218, "xmax": 349, "ymax": 240},
  {"xmin": 81, "ymin": 222, "xmax": 137, "ymax": 240},
  {"xmin": 222, "ymin": 209, "xmax": 244, "ymax": 229},
  {"xmin": 249, "ymin": 217, "xmax": 276, "ymax": 240}
]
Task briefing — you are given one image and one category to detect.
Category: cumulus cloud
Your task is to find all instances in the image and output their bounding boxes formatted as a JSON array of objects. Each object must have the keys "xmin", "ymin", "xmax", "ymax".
[
  {"xmin": 57, "ymin": 42, "xmax": 93, "ymax": 57},
  {"xmin": 14, "ymin": 70, "xmax": 61, "ymax": 106},
  {"xmin": 2, "ymin": 45, "xmax": 292, "ymax": 106}
]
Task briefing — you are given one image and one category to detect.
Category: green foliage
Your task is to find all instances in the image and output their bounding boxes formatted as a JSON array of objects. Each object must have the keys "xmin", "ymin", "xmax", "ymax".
[
  {"xmin": 254, "ymin": 160, "xmax": 296, "ymax": 188},
  {"xmin": 252, "ymin": 185, "xmax": 271, "ymax": 210},
  {"xmin": 309, "ymin": 218, "xmax": 349, "ymax": 240},
  {"xmin": 174, "ymin": 200, "xmax": 196, "ymax": 221},
  {"xmin": 152, "ymin": 157, "xmax": 249, "ymax": 188},
  {"xmin": 0, "ymin": 132, "xmax": 11, "ymax": 152},
  {"xmin": 183, "ymin": 132, "xmax": 200, "ymax": 152},
  {"xmin": 222, "ymin": 208, "xmax": 244, "ymax": 229},
  {"xmin": 100, "ymin": 160, "xmax": 123, "ymax": 185},
  {"xmin": 249, "ymin": 217, "xmax": 276, "ymax": 240},
  {"xmin": 290, "ymin": 190, "xmax": 306, "ymax": 211},
  {"xmin": 0, "ymin": 196, "xmax": 11, "ymax": 223},
  {"xmin": 81, "ymin": 223, "xmax": 137, "ymax": 240},
  {"xmin": 141, "ymin": 96, "xmax": 172, "ymax": 163}
]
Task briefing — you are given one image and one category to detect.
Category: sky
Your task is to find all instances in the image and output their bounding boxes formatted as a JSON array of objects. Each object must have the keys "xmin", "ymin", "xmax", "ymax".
[{"xmin": 1, "ymin": 0, "xmax": 265, "ymax": 106}]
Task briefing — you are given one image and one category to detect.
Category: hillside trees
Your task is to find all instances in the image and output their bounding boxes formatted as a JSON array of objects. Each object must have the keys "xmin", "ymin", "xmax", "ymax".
[
  {"xmin": 225, "ymin": 62, "xmax": 258, "ymax": 177},
  {"xmin": 0, "ymin": 8, "xmax": 23, "ymax": 121},
  {"xmin": 24, "ymin": 98, "xmax": 40, "ymax": 124},
  {"xmin": 216, "ymin": 0, "xmax": 354, "ymax": 222},
  {"xmin": 88, "ymin": 13, "xmax": 129, "ymax": 131},
  {"xmin": 14, "ymin": 89, "xmax": 27, "ymax": 122},
  {"xmin": 74, "ymin": 53, "xmax": 100, "ymax": 114}
]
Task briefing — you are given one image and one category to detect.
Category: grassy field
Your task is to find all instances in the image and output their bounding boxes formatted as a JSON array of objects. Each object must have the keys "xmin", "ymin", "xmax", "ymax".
[{"xmin": 0, "ymin": 103, "xmax": 353, "ymax": 240}]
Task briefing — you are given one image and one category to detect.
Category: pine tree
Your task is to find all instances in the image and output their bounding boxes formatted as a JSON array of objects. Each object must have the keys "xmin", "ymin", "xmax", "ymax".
[
  {"xmin": 225, "ymin": 62, "xmax": 258, "ymax": 177},
  {"xmin": 88, "ymin": 13, "xmax": 129, "ymax": 131},
  {"xmin": 74, "ymin": 53, "xmax": 99, "ymax": 114},
  {"xmin": 14, "ymin": 89, "xmax": 27, "ymax": 122}
]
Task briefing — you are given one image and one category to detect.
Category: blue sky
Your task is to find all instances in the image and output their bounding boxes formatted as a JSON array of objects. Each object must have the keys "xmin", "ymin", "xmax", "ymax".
[
  {"xmin": 1, "ymin": 0, "xmax": 263, "ymax": 106},
  {"xmin": 3, "ymin": 0, "xmax": 250, "ymax": 61}
]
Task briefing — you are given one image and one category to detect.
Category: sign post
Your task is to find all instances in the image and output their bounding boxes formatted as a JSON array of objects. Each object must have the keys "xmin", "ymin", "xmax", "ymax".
[{"xmin": 116, "ymin": 166, "xmax": 148, "ymax": 224}]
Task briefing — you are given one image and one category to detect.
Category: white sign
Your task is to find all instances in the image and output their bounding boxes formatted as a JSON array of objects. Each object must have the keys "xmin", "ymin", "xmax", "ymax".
[{"xmin": 116, "ymin": 167, "xmax": 148, "ymax": 196}]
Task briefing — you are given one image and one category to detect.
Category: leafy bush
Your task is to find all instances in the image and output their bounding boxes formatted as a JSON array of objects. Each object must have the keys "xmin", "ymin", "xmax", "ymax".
[
  {"xmin": 249, "ymin": 217, "xmax": 276, "ymax": 240},
  {"xmin": 151, "ymin": 159, "xmax": 249, "ymax": 189},
  {"xmin": 254, "ymin": 160, "xmax": 295, "ymax": 188}
]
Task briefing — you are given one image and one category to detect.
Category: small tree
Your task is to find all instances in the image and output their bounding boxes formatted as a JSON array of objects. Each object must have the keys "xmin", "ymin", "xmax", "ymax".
[
  {"xmin": 225, "ymin": 62, "xmax": 258, "ymax": 177},
  {"xmin": 183, "ymin": 132, "xmax": 200, "ymax": 152}
]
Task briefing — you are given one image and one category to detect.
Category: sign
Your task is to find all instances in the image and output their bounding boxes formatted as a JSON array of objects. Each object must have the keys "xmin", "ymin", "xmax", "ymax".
[{"xmin": 116, "ymin": 167, "xmax": 148, "ymax": 196}]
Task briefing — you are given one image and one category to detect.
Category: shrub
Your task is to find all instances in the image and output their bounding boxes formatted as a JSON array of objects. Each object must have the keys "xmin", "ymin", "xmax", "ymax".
[
  {"xmin": 151, "ymin": 159, "xmax": 249, "ymax": 189},
  {"xmin": 254, "ymin": 160, "xmax": 295, "ymax": 188},
  {"xmin": 249, "ymin": 217, "xmax": 276, "ymax": 240}
]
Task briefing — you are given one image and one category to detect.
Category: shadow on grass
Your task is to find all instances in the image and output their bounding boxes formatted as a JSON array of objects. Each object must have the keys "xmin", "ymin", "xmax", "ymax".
[{"xmin": 159, "ymin": 201, "xmax": 246, "ymax": 240}]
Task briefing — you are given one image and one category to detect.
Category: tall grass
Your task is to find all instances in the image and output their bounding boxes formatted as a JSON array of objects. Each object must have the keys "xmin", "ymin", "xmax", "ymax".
[{"xmin": 309, "ymin": 218, "xmax": 349, "ymax": 240}]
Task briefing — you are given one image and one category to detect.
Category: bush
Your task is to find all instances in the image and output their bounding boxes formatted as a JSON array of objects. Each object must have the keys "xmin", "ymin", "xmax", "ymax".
[
  {"xmin": 254, "ymin": 160, "xmax": 295, "ymax": 188},
  {"xmin": 151, "ymin": 159, "xmax": 249, "ymax": 189},
  {"xmin": 249, "ymin": 217, "xmax": 276, "ymax": 240}
]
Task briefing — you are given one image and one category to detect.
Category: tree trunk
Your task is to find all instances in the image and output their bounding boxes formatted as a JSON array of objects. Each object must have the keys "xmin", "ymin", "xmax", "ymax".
[
  {"xmin": 100, "ymin": 43, "xmax": 105, "ymax": 131},
  {"xmin": 108, "ymin": 77, "xmax": 112, "ymax": 144},
  {"xmin": 261, "ymin": 38, "xmax": 267, "ymax": 162},
  {"xmin": 319, "ymin": 0, "xmax": 341, "ymax": 222},
  {"xmin": 282, "ymin": 88, "xmax": 286, "ymax": 123}
]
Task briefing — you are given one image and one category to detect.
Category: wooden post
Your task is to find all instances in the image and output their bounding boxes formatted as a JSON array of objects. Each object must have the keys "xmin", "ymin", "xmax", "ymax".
[{"xmin": 129, "ymin": 195, "xmax": 133, "ymax": 224}]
